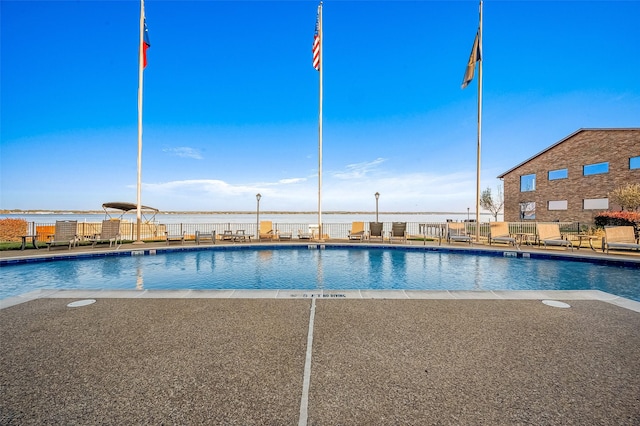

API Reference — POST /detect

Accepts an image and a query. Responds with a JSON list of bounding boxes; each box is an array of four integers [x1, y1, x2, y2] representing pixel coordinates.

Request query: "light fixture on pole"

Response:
[[467, 207, 470, 222], [256, 193, 261, 240], [375, 192, 380, 223]]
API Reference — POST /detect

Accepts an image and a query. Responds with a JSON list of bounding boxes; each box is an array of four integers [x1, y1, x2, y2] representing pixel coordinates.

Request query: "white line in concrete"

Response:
[[298, 297, 316, 426]]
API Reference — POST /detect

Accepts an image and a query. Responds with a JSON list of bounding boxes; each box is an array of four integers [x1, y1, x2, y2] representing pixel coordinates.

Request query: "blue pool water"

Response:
[[1, 247, 639, 301]]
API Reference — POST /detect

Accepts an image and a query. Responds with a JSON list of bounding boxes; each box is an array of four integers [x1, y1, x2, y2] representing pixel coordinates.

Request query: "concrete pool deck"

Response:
[[1, 243, 639, 424], [1, 297, 639, 424]]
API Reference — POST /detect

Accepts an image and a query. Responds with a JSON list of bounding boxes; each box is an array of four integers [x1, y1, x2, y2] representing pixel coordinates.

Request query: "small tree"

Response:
[[609, 183, 640, 211], [480, 185, 504, 221]]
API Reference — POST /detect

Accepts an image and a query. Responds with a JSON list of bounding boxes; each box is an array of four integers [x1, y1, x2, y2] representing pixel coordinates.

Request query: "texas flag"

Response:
[[143, 19, 150, 68]]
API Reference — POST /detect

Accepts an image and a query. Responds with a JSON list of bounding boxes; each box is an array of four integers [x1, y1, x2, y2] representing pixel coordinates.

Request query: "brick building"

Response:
[[497, 128, 640, 223]]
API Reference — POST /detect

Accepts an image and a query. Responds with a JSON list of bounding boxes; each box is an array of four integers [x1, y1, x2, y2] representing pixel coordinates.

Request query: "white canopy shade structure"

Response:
[[102, 202, 159, 223]]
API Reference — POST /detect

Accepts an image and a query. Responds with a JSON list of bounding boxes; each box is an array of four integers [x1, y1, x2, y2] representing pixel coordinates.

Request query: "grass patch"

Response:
[[0, 242, 46, 251]]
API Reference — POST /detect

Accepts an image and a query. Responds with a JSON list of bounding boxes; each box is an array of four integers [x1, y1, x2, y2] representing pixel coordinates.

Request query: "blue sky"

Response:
[[2, 0, 639, 213]]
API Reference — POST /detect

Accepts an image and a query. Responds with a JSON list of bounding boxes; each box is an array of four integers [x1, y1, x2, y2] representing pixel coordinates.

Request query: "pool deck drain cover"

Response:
[[542, 300, 571, 308], [67, 299, 96, 308]]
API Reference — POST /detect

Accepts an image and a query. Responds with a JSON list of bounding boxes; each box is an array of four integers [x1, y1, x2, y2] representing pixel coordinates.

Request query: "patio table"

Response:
[[20, 235, 39, 250], [575, 234, 597, 251], [514, 232, 536, 246]]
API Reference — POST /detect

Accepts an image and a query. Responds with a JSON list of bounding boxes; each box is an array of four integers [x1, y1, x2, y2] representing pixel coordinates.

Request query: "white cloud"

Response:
[[162, 147, 203, 160], [322, 171, 477, 212], [332, 158, 386, 179], [125, 156, 503, 212], [143, 179, 254, 195], [277, 178, 307, 185], [134, 168, 484, 212], [137, 177, 313, 210]]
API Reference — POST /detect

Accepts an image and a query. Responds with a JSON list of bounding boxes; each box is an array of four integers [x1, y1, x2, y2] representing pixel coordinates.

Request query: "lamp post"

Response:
[[256, 193, 261, 239], [467, 207, 470, 222], [375, 192, 380, 223]]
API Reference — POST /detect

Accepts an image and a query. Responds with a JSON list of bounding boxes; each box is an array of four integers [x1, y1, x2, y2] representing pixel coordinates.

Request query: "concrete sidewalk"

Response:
[[1, 298, 639, 425]]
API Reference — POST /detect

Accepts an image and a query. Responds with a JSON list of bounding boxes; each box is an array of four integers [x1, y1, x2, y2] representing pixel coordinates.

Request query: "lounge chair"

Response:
[[603, 226, 640, 253], [348, 221, 366, 241], [46, 220, 79, 251], [447, 222, 471, 245], [537, 223, 572, 251], [389, 222, 407, 244], [90, 219, 122, 249], [369, 222, 384, 242], [259, 221, 276, 241], [488, 222, 518, 249]]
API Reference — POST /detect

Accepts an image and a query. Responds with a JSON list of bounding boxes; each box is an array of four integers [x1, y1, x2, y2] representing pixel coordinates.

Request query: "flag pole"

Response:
[[135, 0, 145, 244], [475, 0, 483, 241], [317, 2, 323, 242]]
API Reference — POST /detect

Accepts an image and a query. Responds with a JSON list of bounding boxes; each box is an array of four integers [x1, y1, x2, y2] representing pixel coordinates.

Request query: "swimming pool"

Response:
[[2, 246, 639, 301]]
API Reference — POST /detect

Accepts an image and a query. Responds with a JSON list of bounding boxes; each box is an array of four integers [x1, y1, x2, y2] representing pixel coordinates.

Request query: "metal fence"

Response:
[[23, 220, 590, 243]]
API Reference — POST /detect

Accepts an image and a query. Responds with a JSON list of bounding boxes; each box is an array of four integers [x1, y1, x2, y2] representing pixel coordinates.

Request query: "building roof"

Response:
[[496, 128, 640, 179]]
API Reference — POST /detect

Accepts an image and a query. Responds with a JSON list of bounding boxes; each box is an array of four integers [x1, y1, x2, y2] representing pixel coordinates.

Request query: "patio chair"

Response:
[[259, 221, 276, 241], [277, 228, 293, 240], [298, 229, 313, 240], [46, 220, 79, 251], [348, 221, 366, 241], [166, 231, 185, 245], [90, 219, 122, 249], [299, 224, 319, 240], [537, 223, 573, 251], [195, 230, 216, 245], [488, 222, 518, 249], [603, 226, 640, 253], [446, 222, 471, 245], [389, 222, 407, 244], [369, 222, 384, 242]]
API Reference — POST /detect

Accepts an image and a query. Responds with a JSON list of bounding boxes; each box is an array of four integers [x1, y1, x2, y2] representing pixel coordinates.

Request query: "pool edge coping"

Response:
[[2, 289, 639, 313]]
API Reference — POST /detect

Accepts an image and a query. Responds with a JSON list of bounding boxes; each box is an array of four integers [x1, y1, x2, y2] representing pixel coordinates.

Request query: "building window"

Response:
[[520, 174, 536, 192], [548, 168, 568, 180], [583, 162, 609, 176], [583, 198, 608, 210], [519, 202, 536, 220], [548, 200, 568, 210], [631, 156, 640, 169]]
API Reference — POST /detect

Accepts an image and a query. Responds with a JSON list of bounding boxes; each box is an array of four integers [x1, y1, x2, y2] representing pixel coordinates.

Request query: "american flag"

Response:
[[143, 19, 151, 69], [312, 4, 321, 71]]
